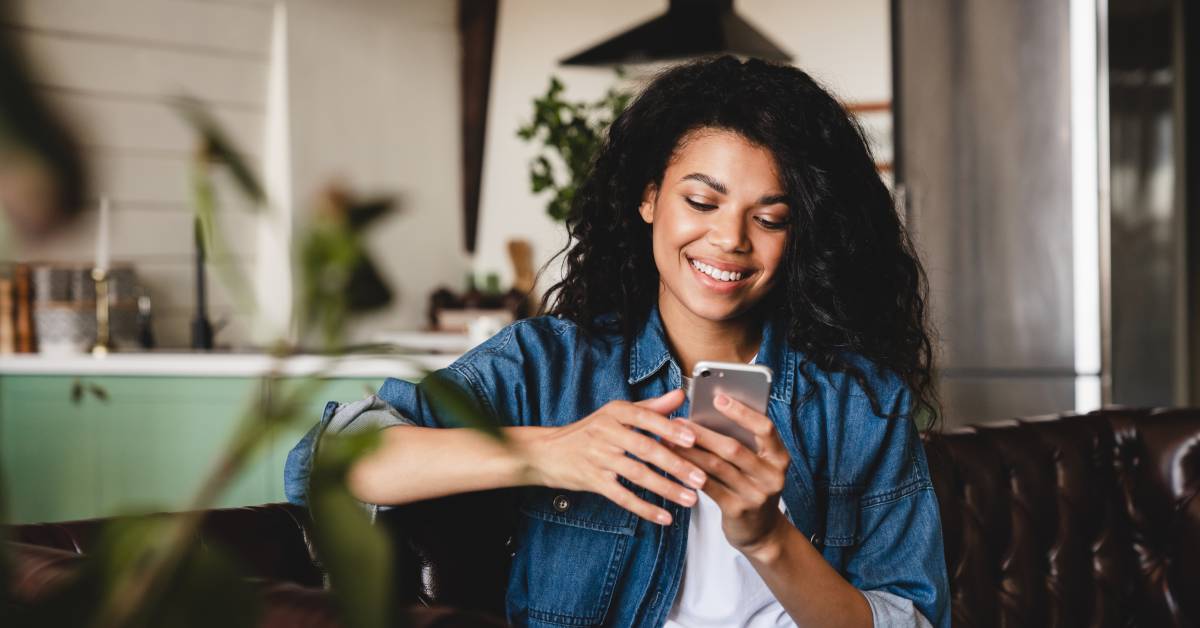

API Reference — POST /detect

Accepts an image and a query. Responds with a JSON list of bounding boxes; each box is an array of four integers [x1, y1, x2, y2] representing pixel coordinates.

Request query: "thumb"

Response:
[[634, 388, 685, 415]]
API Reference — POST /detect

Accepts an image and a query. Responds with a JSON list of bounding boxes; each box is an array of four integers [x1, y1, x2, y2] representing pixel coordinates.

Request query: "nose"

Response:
[[705, 209, 749, 253]]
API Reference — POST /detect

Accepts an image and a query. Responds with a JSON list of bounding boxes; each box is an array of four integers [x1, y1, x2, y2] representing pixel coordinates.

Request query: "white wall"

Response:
[[473, 0, 892, 292], [282, 0, 465, 343]]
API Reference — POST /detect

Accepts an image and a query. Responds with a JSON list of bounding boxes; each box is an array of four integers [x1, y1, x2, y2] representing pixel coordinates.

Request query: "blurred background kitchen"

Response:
[[0, 0, 1195, 523]]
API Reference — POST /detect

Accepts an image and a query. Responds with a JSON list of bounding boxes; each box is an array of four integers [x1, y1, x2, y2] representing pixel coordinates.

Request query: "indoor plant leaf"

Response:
[[518, 73, 630, 222], [172, 96, 265, 205], [309, 430, 396, 628]]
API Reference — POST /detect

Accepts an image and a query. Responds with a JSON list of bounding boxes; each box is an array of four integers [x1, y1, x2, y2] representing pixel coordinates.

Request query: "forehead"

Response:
[[665, 128, 783, 190]]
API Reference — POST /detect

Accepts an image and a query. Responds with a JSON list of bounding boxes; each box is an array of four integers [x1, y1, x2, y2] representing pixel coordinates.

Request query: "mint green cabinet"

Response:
[[0, 377, 100, 523], [0, 375, 386, 524]]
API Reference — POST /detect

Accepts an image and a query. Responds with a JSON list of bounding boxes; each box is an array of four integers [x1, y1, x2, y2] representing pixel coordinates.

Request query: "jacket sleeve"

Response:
[[826, 386, 950, 628], [282, 366, 486, 506]]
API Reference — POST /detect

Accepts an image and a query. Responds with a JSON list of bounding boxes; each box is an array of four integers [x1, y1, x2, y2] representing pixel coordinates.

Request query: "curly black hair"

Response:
[[541, 56, 938, 425]]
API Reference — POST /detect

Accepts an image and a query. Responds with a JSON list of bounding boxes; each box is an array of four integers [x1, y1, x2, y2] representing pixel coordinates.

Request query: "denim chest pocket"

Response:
[[511, 487, 638, 626]]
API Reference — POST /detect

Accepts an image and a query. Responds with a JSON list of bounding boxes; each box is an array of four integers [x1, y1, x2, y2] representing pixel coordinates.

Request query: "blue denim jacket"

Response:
[[285, 308, 949, 627]]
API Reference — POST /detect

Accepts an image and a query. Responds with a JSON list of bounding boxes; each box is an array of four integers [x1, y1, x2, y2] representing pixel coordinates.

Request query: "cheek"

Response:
[[756, 236, 789, 281], [652, 204, 705, 253]]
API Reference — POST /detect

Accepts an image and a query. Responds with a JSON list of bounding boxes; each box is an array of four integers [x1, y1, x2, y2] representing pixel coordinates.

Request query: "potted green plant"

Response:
[[516, 72, 632, 222]]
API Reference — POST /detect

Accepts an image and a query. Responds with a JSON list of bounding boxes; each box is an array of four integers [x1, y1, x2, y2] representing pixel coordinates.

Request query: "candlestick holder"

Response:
[[91, 267, 112, 356]]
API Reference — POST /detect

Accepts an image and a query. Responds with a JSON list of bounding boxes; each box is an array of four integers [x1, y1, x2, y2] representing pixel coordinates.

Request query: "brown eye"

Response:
[[754, 216, 789, 231]]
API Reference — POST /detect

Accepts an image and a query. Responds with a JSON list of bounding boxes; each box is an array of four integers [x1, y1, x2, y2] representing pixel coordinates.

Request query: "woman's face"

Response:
[[640, 128, 791, 324]]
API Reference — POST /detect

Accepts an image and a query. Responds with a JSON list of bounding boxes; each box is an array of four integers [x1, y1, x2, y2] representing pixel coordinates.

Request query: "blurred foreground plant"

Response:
[[2, 96, 501, 628], [0, 0, 87, 240]]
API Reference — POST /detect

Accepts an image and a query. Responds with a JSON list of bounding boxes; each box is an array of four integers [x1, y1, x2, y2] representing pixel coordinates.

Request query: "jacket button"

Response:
[[552, 495, 571, 512], [810, 533, 823, 547]]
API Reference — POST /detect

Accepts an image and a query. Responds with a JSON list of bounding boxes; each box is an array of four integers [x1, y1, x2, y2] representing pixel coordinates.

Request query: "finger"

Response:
[[633, 388, 686, 416], [669, 445, 744, 514], [604, 422, 707, 489], [677, 418, 768, 478], [714, 394, 782, 455], [614, 401, 697, 448], [670, 442, 764, 504], [696, 468, 739, 511], [609, 455, 698, 508], [596, 472, 673, 526]]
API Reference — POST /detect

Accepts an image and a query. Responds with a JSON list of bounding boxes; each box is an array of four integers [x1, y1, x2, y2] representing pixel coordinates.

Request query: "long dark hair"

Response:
[[541, 56, 938, 425]]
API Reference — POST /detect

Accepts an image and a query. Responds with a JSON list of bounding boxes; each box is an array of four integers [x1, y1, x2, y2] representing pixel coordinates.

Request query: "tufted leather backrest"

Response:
[[924, 408, 1200, 627], [7, 408, 1199, 626], [6, 503, 326, 588]]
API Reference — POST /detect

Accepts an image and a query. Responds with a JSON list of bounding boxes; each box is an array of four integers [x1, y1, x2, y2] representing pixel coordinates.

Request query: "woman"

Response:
[[286, 56, 948, 628]]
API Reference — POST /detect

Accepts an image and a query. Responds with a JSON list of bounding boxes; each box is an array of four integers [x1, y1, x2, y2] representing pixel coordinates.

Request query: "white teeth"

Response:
[[690, 259, 744, 282]]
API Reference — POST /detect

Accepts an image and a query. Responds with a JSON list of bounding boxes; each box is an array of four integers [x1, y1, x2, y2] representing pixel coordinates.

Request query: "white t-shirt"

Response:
[[666, 363, 796, 627], [663, 489, 795, 627]]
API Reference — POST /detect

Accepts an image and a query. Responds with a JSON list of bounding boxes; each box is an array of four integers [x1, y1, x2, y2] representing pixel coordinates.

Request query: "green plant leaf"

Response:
[[421, 370, 503, 440], [172, 96, 265, 205], [345, 197, 395, 231], [297, 190, 396, 349], [309, 430, 395, 628], [308, 487, 394, 628], [530, 156, 554, 193]]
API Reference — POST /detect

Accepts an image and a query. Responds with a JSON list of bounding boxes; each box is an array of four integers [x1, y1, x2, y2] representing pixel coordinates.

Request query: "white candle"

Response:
[[96, 196, 111, 272]]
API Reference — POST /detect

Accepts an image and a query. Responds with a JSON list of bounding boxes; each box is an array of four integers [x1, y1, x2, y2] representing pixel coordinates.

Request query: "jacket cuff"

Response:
[[862, 590, 933, 628]]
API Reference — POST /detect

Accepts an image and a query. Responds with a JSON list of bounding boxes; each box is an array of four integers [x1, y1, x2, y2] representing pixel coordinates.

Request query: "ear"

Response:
[[638, 183, 657, 224]]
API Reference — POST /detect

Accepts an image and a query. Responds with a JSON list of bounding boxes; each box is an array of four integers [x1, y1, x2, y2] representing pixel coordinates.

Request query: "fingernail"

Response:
[[715, 394, 730, 408], [680, 490, 696, 505], [677, 429, 695, 446], [657, 511, 672, 525], [689, 470, 706, 486]]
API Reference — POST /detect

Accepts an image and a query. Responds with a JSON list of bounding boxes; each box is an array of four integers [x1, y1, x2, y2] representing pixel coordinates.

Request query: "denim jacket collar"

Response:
[[626, 306, 795, 403]]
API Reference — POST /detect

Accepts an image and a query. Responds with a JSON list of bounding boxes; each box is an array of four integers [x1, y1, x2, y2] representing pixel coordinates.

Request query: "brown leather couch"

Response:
[[7, 408, 1199, 627]]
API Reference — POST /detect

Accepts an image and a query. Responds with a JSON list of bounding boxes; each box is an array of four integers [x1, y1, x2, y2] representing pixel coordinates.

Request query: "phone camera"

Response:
[[699, 369, 711, 378]]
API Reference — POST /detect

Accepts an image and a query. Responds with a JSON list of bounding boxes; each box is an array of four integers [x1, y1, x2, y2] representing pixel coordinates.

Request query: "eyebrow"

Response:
[[680, 172, 791, 207]]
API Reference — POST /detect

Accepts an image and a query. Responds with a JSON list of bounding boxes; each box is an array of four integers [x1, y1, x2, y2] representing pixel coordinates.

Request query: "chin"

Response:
[[679, 292, 755, 322]]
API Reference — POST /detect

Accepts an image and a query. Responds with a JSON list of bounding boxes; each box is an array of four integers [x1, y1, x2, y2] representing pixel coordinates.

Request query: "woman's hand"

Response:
[[526, 389, 708, 526], [668, 394, 792, 554]]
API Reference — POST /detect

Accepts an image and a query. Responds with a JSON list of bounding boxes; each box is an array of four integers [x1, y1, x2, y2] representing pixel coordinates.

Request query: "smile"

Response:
[[689, 257, 750, 283]]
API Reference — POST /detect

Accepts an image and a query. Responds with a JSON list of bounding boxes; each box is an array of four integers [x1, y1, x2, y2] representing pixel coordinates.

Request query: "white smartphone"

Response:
[[687, 360, 773, 452]]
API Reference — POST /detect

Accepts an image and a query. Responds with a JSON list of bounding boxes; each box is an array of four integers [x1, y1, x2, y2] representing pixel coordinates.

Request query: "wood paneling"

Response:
[[87, 150, 193, 206], [44, 90, 263, 155], [7, 0, 271, 57], [15, 29, 267, 108], [14, 204, 259, 262]]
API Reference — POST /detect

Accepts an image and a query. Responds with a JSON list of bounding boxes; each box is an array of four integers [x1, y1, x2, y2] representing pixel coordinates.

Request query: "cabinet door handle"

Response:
[[69, 378, 109, 404]]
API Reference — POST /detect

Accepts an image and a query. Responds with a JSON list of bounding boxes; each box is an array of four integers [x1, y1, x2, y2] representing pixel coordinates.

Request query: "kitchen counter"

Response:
[[0, 351, 457, 378]]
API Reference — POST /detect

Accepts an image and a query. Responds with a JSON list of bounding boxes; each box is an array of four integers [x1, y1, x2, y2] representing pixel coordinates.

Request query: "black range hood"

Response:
[[560, 0, 791, 66]]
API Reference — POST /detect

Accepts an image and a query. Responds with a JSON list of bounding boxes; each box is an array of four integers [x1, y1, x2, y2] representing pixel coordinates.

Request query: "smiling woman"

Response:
[[286, 55, 947, 628]]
